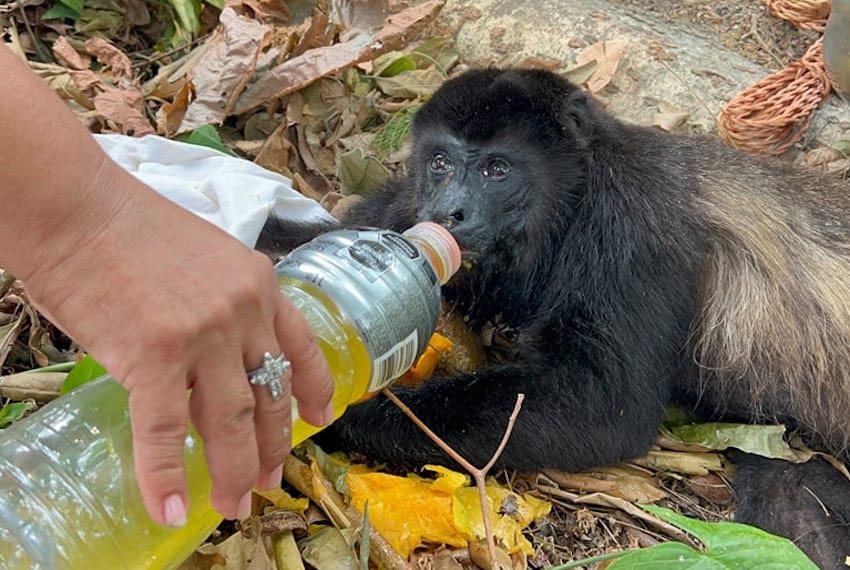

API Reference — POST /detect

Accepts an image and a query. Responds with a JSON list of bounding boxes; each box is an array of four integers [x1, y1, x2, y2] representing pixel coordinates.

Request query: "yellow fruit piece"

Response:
[[346, 464, 551, 557]]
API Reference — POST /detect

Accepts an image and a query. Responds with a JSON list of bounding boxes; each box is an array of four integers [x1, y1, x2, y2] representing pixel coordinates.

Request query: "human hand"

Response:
[[22, 160, 335, 527]]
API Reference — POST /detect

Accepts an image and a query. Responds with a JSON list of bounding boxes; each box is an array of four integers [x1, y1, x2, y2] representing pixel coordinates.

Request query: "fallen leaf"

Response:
[[291, 12, 334, 57], [670, 422, 815, 462], [632, 450, 724, 476], [233, 0, 446, 114], [469, 539, 513, 570], [51, 35, 89, 70], [85, 37, 132, 80], [156, 81, 194, 136], [543, 466, 667, 503], [514, 56, 564, 71], [374, 67, 445, 98], [298, 527, 359, 570], [178, 529, 273, 570], [0, 372, 64, 402], [562, 59, 599, 86], [92, 87, 155, 136], [575, 38, 627, 93], [179, 7, 270, 132], [337, 147, 389, 195], [652, 101, 689, 131]]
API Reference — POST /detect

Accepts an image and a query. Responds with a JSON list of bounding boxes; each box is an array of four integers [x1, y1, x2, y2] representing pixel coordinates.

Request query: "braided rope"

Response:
[[716, 0, 833, 155]]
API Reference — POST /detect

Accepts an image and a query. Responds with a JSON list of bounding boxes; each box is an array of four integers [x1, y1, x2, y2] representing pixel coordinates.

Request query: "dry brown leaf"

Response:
[[806, 146, 844, 168], [85, 37, 132, 80], [543, 467, 667, 504], [93, 88, 155, 136], [575, 38, 627, 94], [179, 7, 270, 132], [631, 450, 724, 476], [684, 473, 733, 505], [51, 36, 89, 70], [156, 81, 194, 136], [178, 529, 273, 570], [652, 110, 689, 131], [0, 371, 65, 402], [291, 12, 334, 57], [325, 193, 364, 219], [514, 56, 563, 71], [469, 539, 513, 570], [27, 62, 94, 110], [255, 122, 295, 175], [233, 0, 445, 114], [232, 0, 291, 22]]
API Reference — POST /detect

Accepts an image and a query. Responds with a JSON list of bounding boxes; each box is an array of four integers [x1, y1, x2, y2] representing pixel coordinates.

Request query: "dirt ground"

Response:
[[617, 0, 821, 68]]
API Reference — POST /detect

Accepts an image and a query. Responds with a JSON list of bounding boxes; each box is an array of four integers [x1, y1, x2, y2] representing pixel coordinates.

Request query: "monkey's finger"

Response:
[[189, 348, 259, 520], [273, 292, 335, 427], [126, 373, 190, 528]]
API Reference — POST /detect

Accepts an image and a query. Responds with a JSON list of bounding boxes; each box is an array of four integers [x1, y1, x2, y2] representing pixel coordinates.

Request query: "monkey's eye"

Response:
[[483, 158, 511, 180], [429, 153, 454, 173]]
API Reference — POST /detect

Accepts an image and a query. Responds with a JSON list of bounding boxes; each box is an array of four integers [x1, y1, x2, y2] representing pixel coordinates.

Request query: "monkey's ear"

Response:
[[560, 88, 596, 147]]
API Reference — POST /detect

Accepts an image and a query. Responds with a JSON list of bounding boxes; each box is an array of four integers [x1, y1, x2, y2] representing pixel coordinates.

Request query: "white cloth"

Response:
[[94, 134, 335, 247]]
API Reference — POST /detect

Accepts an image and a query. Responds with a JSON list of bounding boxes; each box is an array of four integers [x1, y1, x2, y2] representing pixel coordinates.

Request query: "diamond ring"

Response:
[[247, 352, 292, 401]]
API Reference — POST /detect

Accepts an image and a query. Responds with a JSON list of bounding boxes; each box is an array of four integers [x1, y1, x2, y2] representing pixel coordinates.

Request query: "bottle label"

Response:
[[370, 330, 419, 390], [275, 229, 442, 392]]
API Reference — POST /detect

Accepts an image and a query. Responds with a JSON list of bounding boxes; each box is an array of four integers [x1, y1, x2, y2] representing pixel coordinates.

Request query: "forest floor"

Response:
[[1, 1, 849, 569]]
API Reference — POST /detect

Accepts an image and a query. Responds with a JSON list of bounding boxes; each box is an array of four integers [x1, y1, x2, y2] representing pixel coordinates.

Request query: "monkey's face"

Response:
[[412, 130, 542, 262]]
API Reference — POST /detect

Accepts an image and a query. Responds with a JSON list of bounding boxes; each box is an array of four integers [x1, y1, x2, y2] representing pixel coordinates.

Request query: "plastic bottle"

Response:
[[0, 222, 461, 570]]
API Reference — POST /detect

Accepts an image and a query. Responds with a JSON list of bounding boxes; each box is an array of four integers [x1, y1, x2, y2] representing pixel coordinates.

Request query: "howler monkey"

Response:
[[258, 68, 850, 567]]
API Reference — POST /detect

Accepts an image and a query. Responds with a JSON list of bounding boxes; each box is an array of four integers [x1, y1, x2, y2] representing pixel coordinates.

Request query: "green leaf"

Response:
[[42, 2, 83, 21], [670, 422, 813, 461], [203, 0, 224, 9], [373, 52, 417, 77], [832, 140, 850, 156], [75, 8, 124, 37], [0, 402, 34, 428], [60, 0, 85, 16], [605, 506, 818, 570], [410, 37, 458, 75], [167, 0, 201, 36], [337, 148, 389, 195], [373, 104, 420, 158], [60, 354, 107, 395], [374, 68, 445, 99], [175, 125, 237, 156]]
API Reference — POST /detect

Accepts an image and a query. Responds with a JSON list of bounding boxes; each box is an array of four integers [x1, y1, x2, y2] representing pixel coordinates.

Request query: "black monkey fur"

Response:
[[258, 68, 850, 567]]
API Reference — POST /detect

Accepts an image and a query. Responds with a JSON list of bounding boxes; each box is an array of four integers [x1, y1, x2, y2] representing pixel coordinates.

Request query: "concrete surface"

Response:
[[439, 0, 850, 148]]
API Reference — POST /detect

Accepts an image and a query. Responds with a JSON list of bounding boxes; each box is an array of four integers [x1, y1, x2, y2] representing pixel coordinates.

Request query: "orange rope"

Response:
[[716, 0, 833, 155]]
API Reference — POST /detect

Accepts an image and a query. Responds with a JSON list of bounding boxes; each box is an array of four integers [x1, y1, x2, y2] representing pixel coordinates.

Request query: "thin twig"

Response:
[[382, 389, 525, 569], [657, 59, 717, 123], [129, 33, 212, 69]]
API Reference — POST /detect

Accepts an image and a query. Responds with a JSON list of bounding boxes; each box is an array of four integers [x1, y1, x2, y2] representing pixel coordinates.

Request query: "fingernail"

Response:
[[163, 494, 187, 528], [260, 465, 284, 490], [322, 402, 335, 426], [236, 491, 252, 520]]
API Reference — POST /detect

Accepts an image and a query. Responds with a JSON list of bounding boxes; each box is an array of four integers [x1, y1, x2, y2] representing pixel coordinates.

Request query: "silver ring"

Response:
[[247, 352, 291, 401]]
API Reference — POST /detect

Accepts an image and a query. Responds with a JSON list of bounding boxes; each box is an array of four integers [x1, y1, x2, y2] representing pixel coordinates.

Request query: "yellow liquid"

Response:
[[0, 279, 375, 570]]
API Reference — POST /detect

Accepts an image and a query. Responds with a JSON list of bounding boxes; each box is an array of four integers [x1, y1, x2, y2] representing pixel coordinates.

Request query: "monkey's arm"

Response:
[[316, 356, 670, 471]]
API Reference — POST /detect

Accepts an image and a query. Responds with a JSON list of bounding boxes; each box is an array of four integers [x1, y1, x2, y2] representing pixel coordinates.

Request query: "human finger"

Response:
[[126, 372, 191, 528], [273, 293, 335, 427], [189, 349, 259, 520], [247, 346, 294, 490]]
